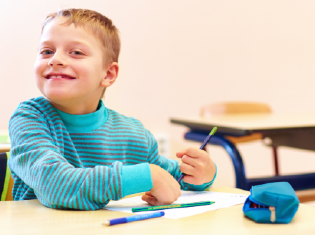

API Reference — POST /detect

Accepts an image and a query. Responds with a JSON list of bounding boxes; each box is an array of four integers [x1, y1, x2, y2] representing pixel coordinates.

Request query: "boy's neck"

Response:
[[48, 98, 101, 115]]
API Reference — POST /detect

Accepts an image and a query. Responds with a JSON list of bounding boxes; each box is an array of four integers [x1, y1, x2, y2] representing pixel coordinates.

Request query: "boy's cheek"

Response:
[[34, 62, 44, 78]]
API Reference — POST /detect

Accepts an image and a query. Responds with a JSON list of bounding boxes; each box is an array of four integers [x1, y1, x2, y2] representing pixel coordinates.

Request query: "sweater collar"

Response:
[[54, 100, 108, 133]]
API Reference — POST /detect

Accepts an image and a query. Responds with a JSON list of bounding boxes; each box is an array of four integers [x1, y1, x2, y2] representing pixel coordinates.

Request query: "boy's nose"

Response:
[[48, 52, 67, 67]]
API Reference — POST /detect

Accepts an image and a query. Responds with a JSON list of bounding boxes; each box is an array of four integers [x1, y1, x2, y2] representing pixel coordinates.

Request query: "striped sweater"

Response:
[[8, 97, 214, 210]]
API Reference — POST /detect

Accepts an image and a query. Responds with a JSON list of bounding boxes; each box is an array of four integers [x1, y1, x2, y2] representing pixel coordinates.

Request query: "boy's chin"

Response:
[[44, 93, 77, 105]]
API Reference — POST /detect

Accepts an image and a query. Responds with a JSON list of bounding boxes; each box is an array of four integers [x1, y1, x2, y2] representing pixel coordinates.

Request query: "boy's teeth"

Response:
[[49, 75, 66, 79]]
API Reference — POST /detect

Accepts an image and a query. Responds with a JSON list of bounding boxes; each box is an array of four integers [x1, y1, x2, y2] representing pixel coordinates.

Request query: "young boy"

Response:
[[8, 9, 217, 210]]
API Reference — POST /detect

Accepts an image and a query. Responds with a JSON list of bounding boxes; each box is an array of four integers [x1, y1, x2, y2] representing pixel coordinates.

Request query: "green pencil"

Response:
[[132, 201, 215, 212]]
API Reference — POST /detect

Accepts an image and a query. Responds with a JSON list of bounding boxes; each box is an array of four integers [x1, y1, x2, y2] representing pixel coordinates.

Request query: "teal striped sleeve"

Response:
[[121, 163, 152, 196], [9, 104, 124, 210], [145, 129, 216, 190]]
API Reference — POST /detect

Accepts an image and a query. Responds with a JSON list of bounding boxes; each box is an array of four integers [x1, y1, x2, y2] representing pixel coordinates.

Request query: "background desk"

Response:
[[1, 188, 314, 235], [171, 113, 315, 191], [0, 143, 10, 153]]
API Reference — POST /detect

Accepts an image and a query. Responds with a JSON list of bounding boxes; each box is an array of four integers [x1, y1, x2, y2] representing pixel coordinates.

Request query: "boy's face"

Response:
[[34, 19, 111, 113]]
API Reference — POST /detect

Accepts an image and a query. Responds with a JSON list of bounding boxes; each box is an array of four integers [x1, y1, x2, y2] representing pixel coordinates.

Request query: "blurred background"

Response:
[[1, 0, 315, 188]]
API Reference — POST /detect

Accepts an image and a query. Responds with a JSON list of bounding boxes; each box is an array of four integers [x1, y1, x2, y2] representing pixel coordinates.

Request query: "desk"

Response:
[[171, 113, 315, 191], [0, 131, 10, 153], [0, 143, 10, 153], [1, 188, 314, 235]]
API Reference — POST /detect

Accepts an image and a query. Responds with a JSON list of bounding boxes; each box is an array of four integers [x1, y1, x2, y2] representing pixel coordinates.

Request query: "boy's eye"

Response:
[[41, 50, 54, 55], [71, 51, 84, 55]]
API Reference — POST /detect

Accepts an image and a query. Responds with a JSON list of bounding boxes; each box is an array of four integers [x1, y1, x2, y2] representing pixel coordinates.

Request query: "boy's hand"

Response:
[[141, 164, 181, 206], [176, 147, 216, 185]]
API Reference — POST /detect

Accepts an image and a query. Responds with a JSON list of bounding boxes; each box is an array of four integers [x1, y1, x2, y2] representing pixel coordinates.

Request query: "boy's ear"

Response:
[[101, 62, 119, 88]]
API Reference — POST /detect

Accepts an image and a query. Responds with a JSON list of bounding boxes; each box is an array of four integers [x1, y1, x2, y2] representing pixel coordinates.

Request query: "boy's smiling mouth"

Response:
[[45, 73, 76, 80]]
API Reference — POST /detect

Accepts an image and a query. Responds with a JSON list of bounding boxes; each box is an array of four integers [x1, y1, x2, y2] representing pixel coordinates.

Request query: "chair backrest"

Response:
[[200, 102, 272, 117], [0, 152, 13, 201]]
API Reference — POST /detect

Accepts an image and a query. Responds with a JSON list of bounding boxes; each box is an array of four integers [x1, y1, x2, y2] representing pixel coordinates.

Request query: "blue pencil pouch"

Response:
[[242, 182, 299, 224]]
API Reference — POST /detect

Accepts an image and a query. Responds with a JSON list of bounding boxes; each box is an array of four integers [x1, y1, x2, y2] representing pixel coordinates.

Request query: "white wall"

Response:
[[1, 0, 315, 188]]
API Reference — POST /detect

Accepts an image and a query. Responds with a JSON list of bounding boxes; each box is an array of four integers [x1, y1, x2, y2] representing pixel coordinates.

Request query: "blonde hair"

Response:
[[41, 9, 120, 98], [41, 8, 121, 65]]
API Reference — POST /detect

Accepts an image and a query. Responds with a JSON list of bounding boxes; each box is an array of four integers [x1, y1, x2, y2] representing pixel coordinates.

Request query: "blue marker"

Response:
[[103, 211, 165, 226]]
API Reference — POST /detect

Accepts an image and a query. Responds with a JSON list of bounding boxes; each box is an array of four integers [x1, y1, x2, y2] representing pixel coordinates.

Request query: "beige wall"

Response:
[[1, 0, 315, 188]]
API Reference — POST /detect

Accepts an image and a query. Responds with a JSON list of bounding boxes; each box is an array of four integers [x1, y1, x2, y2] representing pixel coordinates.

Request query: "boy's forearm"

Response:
[[10, 138, 154, 209], [10, 148, 126, 209]]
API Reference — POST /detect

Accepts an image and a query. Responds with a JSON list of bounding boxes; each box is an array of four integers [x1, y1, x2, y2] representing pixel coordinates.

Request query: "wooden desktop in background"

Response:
[[0, 131, 9, 153], [0, 144, 10, 153]]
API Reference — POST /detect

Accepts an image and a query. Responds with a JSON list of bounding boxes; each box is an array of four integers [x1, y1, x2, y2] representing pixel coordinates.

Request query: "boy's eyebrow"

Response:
[[69, 40, 92, 48], [39, 40, 92, 50]]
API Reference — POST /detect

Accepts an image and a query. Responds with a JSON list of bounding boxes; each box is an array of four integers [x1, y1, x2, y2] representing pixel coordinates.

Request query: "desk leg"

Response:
[[184, 131, 248, 190], [272, 146, 279, 176]]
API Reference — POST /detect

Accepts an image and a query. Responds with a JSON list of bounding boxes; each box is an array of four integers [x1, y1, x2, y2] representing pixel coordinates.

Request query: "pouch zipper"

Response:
[[246, 196, 276, 222], [269, 206, 276, 222]]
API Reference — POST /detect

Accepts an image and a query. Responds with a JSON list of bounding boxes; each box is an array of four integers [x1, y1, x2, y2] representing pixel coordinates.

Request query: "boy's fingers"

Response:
[[176, 153, 183, 158], [183, 175, 195, 184], [185, 147, 208, 159], [182, 155, 207, 172], [181, 154, 199, 166], [175, 149, 187, 158], [144, 191, 153, 196], [180, 162, 196, 176], [141, 194, 158, 205], [183, 175, 204, 185]]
